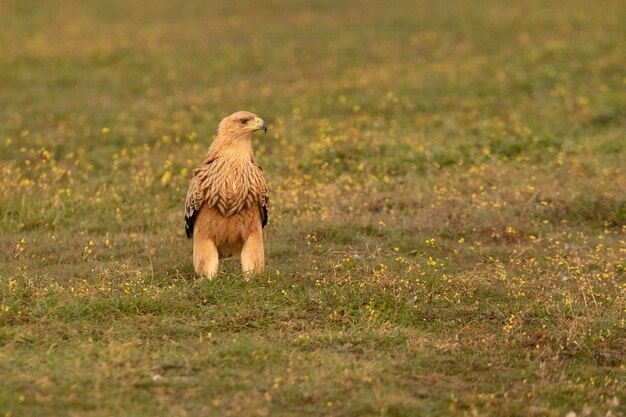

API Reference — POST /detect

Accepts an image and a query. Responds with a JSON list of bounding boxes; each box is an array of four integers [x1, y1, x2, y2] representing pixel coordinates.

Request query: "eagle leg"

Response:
[[241, 228, 265, 275], [193, 236, 219, 280]]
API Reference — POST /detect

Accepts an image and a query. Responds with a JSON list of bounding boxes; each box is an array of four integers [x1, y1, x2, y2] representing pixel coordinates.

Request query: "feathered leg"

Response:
[[241, 228, 265, 275], [193, 236, 219, 280]]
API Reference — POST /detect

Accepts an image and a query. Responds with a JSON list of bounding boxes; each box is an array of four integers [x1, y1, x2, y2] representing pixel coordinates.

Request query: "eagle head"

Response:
[[218, 111, 267, 137]]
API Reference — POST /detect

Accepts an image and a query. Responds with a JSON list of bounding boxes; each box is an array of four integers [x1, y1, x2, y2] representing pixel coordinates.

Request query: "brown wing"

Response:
[[256, 164, 270, 228], [185, 168, 207, 238], [185, 159, 268, 236]]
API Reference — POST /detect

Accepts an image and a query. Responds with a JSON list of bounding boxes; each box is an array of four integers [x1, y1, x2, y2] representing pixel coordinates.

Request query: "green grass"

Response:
[[1, 0, 625, 415]]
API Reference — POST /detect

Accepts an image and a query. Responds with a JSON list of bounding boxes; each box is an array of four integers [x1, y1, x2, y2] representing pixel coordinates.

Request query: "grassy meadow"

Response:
[[1, 0, 626, 415]]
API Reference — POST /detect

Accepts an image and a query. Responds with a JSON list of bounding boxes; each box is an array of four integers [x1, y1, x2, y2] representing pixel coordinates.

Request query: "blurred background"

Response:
[[1, 1, 625, 415], [2, 0, 624, 146], [2, 0, 624, 231]]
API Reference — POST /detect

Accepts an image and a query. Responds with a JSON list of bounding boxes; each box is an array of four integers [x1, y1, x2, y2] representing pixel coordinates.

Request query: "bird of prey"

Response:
[[184, 111, 269, 279]]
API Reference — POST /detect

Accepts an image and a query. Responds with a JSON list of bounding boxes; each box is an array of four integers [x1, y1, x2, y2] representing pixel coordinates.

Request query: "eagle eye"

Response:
[[239, 118, 248, 125]]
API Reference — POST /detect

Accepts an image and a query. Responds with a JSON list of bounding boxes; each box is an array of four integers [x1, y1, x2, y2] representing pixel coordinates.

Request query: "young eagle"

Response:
[[184, 111, 269, 279]]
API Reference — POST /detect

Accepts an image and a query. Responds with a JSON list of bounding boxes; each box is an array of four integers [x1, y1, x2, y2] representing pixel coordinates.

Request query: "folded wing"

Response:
[[185, 160, 269, 237], [184, 169, 206, 238]]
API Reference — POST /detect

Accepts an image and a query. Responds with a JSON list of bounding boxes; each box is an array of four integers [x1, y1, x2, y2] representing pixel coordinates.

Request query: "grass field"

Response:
[[1, 0, 626, 415]]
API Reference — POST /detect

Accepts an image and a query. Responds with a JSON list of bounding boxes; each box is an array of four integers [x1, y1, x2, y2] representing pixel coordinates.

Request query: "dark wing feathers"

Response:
[[260, 192, 269, 228], [184, 170, 205, 238], [255, 164, 270, 228]]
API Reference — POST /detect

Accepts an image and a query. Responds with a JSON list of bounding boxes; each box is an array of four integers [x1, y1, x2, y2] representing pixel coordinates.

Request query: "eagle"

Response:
[[184, 111, 269, 279]]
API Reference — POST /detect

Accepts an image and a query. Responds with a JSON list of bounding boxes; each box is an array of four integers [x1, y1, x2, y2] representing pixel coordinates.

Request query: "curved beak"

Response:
[[253, 117, 267, 133]]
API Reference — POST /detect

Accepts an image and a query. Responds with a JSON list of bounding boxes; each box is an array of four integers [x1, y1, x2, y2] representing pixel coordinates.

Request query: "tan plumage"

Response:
[[185, 111, 269, 279]]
